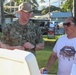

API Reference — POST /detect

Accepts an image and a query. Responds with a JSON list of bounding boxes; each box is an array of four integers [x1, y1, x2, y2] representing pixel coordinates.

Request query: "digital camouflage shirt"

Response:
[[1, 20, 44, 54]]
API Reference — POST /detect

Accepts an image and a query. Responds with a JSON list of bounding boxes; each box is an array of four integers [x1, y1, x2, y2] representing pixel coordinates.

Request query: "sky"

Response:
[[5, 0, 60, 6], [37, 0, 60, 10], [5, 0, 60, 10]]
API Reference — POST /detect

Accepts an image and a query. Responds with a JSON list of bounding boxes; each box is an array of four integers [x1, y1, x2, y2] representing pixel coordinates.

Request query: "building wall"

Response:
[[50, 12, 72, 22], [51, 17, 67, 22]]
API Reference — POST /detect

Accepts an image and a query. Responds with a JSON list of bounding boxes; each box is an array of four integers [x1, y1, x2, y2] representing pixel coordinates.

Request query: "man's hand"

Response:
[[15, 46, 25, 50], [34, 43, 44, 50], [0, 42, 25, 50], [23, 42, 35, 50], [40, 68, 48, 74]]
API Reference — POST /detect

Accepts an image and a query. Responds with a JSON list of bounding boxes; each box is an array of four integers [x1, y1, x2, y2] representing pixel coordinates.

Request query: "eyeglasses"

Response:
[[63, 22, 74, 27]]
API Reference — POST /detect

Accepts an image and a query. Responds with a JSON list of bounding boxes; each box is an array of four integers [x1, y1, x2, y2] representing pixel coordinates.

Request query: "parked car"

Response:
[[51, 21, 58, 26], [39, 22, 49, 35], [30, 18, 50, 35], [54, 21, 58, 26], [58, 22, 64, 28]]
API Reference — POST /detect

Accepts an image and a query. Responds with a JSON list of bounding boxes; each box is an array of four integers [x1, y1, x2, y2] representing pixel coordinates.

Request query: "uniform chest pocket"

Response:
[[26, 32, 36, 44], [10, 29, 22, 45]]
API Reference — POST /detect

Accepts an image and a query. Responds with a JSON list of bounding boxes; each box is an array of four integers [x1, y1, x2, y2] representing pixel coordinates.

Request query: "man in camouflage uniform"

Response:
[[0, 2, 44, 55]]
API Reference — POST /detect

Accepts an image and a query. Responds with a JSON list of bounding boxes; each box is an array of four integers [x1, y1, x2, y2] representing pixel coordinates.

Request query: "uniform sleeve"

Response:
[[1, 24, 11, 44], [36, 26, 44, 44]]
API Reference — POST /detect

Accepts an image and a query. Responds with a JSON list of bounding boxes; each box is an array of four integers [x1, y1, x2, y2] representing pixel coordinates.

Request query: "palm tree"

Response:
[[40, 0, 50, 19]]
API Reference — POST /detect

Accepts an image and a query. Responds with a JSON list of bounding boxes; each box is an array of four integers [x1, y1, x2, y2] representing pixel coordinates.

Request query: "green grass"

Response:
[[36, 35, 62, 74], [36, 43, 58, 74]]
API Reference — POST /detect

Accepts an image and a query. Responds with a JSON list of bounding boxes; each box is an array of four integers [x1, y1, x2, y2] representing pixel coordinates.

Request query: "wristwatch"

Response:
[[31, 45, 36, 50]]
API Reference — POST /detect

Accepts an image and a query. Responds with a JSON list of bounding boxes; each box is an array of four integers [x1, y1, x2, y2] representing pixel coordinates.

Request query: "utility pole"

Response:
[[0, 0, 1, 24], [49, 0, 50, 20], [0, 0, 5, 31], [73, 0, 76, 17]]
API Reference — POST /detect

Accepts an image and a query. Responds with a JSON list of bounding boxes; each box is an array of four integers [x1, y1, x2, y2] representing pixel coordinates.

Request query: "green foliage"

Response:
[[40, 0, 73, 13], [40, 0, 45, 3], [61, 0, 73, 12], [4, 6, 10, 12], [41, 10, 46, 14], [41, 5, 60, 14], [4, 0, 39, 13]]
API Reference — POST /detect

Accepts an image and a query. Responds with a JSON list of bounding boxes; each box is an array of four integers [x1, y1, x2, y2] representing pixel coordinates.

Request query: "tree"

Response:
[[4, 0, 39, 13], [40, 0, 45, 3], [61, 0, 73, 15], [41, 5, 60, 14]]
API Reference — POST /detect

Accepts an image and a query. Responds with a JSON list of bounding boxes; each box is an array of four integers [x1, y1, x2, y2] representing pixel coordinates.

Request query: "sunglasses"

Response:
[[63, 22, 74, 27]]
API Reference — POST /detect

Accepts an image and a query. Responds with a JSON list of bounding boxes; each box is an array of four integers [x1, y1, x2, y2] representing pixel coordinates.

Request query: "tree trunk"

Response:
[[73, 0, 76, 17], [0, 0, 5, 31]]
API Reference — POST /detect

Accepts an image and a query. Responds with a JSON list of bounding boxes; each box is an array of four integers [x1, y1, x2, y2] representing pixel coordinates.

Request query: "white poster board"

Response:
[[0, 48, 41, 75]]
